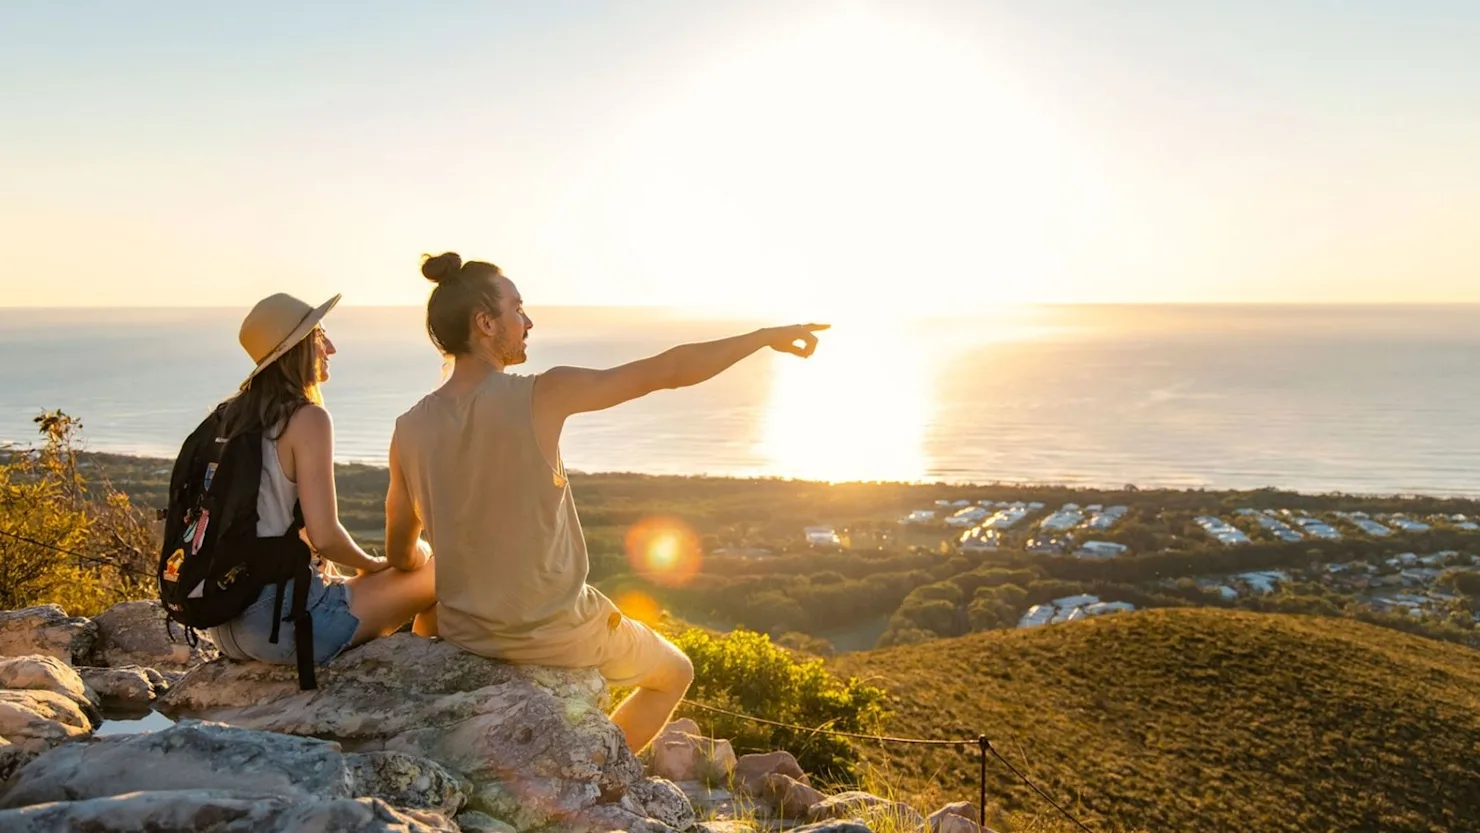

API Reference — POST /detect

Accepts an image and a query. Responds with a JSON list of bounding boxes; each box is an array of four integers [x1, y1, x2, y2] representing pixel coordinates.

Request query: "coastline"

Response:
[[83, 449, 1480, 509]]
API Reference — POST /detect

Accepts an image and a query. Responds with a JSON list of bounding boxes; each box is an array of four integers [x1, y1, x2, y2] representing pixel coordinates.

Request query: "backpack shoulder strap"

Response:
[[214, 424, 266, 541], [167, 407, 227, 507]]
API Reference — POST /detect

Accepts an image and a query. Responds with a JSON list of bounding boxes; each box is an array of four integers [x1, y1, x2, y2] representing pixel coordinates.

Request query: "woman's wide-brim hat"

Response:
[[238, 292, 341, 388]]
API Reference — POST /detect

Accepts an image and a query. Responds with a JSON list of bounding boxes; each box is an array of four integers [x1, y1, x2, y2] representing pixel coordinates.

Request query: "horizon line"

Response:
[[4, 300, 1480, 312]]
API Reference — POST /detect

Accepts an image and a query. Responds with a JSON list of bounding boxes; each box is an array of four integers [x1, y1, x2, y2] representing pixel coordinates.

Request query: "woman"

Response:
[[209, 292, 437, 666]]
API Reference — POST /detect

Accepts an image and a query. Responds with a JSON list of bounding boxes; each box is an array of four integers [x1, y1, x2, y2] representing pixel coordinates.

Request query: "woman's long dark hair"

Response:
[[221, 332, 322, 440]]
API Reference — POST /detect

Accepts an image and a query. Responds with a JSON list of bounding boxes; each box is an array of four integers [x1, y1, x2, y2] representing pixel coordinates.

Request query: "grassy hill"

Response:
[[831, 608, 1480, 833]]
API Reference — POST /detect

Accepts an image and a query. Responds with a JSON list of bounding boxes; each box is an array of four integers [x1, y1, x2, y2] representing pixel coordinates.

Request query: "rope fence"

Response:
[[683, 699, 1095, 833], [0, 527, 155, 581]]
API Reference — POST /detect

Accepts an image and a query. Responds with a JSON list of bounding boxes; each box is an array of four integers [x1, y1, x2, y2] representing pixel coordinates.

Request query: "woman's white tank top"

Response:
[[258, 432, 297, 537]]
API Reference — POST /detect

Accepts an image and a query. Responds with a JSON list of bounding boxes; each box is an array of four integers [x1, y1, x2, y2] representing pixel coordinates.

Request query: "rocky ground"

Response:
[[0, 601, 987, 833]]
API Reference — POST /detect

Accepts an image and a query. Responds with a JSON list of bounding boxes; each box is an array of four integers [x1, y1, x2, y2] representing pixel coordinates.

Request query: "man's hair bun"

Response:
[[421, 252, 464, 284]]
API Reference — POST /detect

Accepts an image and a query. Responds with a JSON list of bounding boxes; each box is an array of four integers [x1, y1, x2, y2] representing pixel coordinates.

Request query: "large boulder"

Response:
[[0, 605, 96, 664], [648, 722, 736, 784], [0, 720, 465, 815], [933, 812, 984, 833], [0, 654, 100, 716], [0, 689, 94, 754], [87, 600, 219, 671], [0, 790, 457, 833], [349, 749, 470, 817], [928, 802, 986, 833], [157, 633, 654, 830], [733, 750, 808, 798], [763, 773, 824, 819], [663, 718, 701, 735], [78, 664, 172, 713], [619, 777, 696, 831]]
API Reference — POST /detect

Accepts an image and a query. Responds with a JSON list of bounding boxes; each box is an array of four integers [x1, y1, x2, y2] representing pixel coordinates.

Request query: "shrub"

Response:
[[671, 627, 888, 784], [0, 411, 156, 615]]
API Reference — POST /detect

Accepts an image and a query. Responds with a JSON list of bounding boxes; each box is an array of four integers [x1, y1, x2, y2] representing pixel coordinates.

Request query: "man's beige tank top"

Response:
[[393, 372, 619, 666]]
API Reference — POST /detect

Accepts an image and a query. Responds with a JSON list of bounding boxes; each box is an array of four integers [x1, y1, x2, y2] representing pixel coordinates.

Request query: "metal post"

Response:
[[978, 735, 989, 828]]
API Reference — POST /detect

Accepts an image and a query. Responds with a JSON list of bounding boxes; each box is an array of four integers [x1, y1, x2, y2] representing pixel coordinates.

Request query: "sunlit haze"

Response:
[[3, 2, 1477, 311]]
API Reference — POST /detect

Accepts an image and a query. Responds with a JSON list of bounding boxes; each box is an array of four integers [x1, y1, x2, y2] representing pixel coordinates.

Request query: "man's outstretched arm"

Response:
[[535, 323, 828, 420]]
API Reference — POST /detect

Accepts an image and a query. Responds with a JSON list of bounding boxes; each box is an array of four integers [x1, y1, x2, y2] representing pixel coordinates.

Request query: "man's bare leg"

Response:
[[412, 603, 438, 637], [609, 651, 695, 753]]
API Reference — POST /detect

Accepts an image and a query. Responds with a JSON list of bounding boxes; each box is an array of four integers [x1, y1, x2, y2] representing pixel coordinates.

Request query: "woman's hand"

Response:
[[358, 556, 392, 576]]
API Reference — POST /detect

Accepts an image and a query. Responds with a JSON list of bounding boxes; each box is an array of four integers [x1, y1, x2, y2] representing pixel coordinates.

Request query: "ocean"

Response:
[[2, 304, 1477, 496]]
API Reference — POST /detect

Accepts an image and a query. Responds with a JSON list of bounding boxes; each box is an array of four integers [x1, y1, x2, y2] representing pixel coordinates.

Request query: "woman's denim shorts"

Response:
[[211, 572, 361, 666]]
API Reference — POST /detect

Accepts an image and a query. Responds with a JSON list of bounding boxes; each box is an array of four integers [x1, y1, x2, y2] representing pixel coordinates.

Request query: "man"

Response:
[[386, 251, 827, 752]]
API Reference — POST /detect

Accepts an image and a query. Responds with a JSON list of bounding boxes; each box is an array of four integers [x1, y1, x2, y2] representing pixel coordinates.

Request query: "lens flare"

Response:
[[611, 589, 663, 626], [624, 516, 702, 587]]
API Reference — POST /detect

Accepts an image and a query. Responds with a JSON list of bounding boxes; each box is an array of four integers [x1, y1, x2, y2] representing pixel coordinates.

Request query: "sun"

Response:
[[759, 312, 931, 482], [648, 533, 681, 571]]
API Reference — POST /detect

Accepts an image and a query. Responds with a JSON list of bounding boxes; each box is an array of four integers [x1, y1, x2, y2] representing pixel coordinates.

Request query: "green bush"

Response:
[[0, 411, 155, 616], [671, 627, 888, 784]]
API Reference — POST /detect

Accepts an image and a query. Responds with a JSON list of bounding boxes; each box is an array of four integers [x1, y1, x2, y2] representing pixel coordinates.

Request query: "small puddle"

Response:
[[96, 709, 175, 736]]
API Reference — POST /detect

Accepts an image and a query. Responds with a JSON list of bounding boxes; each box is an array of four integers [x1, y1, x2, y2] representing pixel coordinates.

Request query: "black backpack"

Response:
[[158, 405, 318, 690]]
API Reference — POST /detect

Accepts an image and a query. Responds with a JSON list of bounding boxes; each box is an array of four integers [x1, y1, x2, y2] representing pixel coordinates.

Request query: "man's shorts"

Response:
[[594, 615, 691, 688]]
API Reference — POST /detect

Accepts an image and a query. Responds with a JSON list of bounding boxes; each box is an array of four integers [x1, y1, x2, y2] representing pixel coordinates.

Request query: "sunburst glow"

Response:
[[759, 316, 932, 482], [610, 589, 663, 626], [624, 516, 702, 587]]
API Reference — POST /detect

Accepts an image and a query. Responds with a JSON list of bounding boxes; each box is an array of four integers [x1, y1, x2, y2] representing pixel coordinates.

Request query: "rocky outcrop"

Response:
[[0, 605, 96, 664], [87, 600, 219, 671], [648, 720, 737, 784], [764, 773, 825, 819], [0, 654, 99, 716], [78, 664, 172, 712], [0, 689, 94, 754], [348, 750, 470, 818], [157, 633, 650, 830], [0, 655, 101, 782], [0, 720, 466, 815], [733, 750, 809, 798], [0, 790, 457, 833], [928, 801, 986, 833], [0, 600, 985, 833], [621, 777, 697, 831]]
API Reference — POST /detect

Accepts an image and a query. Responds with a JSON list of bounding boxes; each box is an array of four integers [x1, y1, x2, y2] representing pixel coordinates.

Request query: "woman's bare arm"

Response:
[[288, 405, 387, 573]]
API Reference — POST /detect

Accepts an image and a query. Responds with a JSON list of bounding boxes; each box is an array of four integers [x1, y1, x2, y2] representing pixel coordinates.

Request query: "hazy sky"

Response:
[[2, 1, 1476, 311]]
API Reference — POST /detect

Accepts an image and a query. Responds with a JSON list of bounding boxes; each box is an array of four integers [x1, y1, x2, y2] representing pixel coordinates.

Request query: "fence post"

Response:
[[977, 735, 988, 828]]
